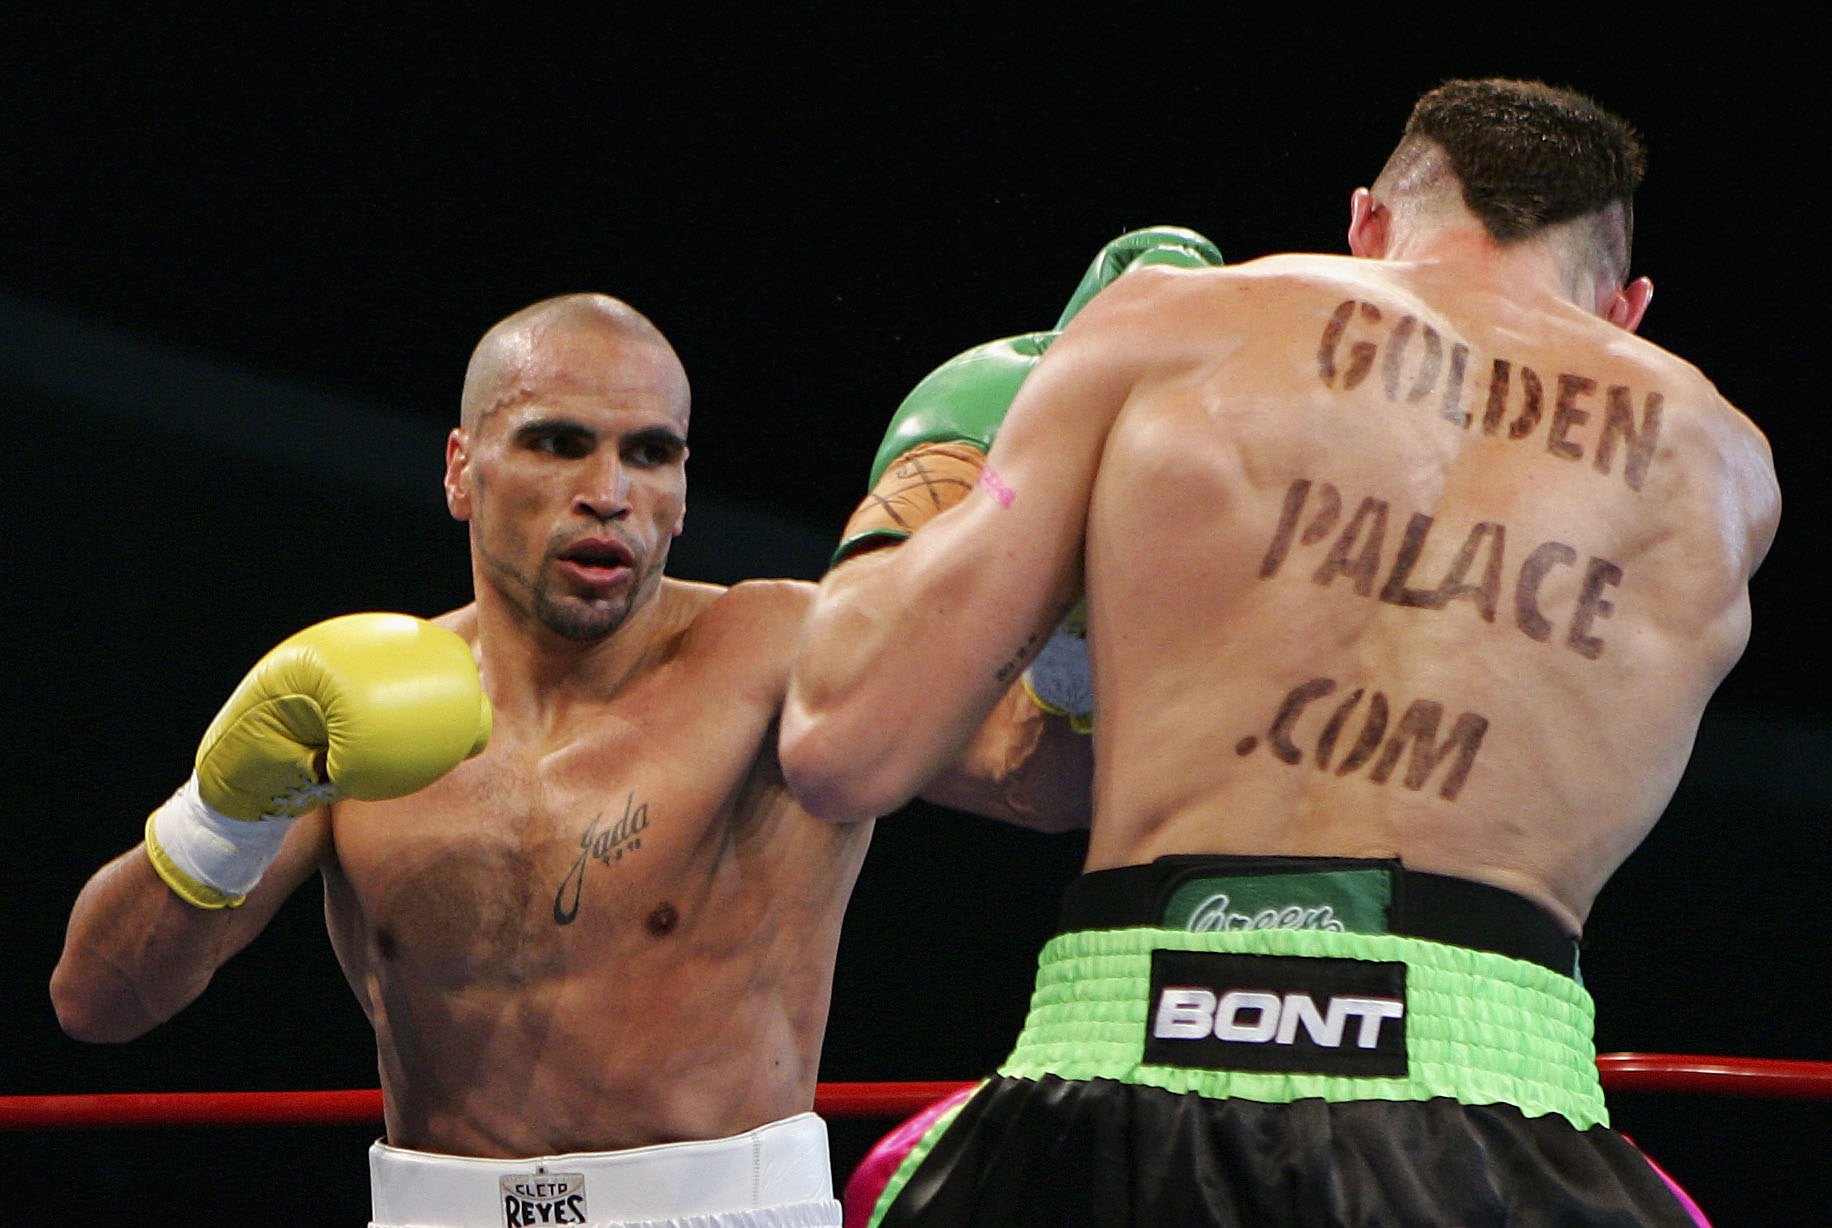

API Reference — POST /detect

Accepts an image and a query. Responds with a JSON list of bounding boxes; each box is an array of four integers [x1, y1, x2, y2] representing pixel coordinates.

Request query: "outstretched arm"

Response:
[[796, 231, 1219, 828], [51, 814, 330, 1042], [784, 276, 1156, 821], [50, 612, 491, 1041]]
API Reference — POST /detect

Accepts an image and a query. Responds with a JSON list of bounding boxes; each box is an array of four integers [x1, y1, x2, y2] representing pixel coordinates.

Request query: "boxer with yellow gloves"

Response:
[[145, 613, 492, 910], [835, 226, 1224, 733], [53, 291, 1098, 1228]]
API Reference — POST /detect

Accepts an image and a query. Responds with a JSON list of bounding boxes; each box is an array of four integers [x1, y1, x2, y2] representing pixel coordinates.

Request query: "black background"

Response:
[[4, 8, 1826, 1224]]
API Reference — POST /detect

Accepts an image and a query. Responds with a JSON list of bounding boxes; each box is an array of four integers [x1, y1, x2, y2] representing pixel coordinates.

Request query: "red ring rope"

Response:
[[0, 1056, 1824, 1131], [1595, 1052, 1832, 1098]]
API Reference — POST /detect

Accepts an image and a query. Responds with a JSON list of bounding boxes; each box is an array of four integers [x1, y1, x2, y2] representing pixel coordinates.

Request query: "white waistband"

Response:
[[369, 1112, 841, 1228]]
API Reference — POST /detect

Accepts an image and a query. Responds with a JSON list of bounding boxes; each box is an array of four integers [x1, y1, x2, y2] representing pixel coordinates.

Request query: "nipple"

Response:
[[646, 902, 679, 936]]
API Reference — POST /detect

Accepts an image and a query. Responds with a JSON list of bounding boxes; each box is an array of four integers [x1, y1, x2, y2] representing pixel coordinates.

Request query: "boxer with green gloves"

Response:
[[835, 226, 1224, 731]]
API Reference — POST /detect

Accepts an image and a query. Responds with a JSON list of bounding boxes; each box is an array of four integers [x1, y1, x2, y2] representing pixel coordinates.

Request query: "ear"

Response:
[[672, 445, 689, 537], [444, 428, 473, 521], [1605, 276, 1654, 333], [1347, 188, 1388, 258]]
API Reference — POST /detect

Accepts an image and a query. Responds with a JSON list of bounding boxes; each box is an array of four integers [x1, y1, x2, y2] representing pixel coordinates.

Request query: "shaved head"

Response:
[[445, 292, 693, 643], [460, 293, 687, 430]]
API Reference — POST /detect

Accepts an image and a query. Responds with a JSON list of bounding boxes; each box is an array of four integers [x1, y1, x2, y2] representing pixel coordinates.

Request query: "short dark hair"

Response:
[[1382, 78, 1646, 273]]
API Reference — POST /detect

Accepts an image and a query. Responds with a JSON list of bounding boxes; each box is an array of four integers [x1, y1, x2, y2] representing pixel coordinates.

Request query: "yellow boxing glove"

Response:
[[1020, 599, 1092, 733], [145, 613, 493, 908]]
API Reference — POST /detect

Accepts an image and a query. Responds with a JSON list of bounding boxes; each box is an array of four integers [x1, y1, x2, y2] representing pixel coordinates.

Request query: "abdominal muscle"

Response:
[[363, 947, 823, 1157], [321, 811, 844, 1159]]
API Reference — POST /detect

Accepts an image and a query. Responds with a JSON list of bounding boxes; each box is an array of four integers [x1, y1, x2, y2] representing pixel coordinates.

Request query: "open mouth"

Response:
[[557, 538, 635, 584]]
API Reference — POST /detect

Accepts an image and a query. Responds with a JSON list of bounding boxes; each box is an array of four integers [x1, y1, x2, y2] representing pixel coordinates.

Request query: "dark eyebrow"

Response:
[[512, 416, 594, 441], [509, 418, 686, 451], [627, 425, 688, 451]]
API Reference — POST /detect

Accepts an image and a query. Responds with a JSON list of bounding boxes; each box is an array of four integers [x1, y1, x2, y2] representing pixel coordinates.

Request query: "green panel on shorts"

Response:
[[995, 926, 1608, 1129]]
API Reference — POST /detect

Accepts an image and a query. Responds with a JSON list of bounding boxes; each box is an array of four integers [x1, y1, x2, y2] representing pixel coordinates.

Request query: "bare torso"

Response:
[[322, 577, 871, 1156], [1081, 255, 1776, 932]]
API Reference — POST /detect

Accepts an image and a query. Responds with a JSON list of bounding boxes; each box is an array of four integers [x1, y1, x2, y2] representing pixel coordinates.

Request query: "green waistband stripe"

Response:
[[995, 927, 1607, 1129], [867, 1082, 982, 1228]]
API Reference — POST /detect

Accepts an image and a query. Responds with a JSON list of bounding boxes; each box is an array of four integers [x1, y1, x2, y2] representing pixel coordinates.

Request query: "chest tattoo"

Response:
[[552, 791, 651, 925]]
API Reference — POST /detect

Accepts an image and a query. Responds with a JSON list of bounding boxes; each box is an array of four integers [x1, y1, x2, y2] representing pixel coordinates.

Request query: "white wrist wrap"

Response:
[[1021, 617, 1093, 733], [147, 774, 297, 906]]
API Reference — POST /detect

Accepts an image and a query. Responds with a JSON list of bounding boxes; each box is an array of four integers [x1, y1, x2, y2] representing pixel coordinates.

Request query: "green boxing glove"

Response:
[[835, 225, 1224, 563], [145, 613, 493, 909], [834, 226, 1223, 732], [1049, 224, 1226, 331]]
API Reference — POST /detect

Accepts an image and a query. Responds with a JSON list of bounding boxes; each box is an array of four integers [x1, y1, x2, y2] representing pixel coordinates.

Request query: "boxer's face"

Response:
[[446, 324, 689, 641]]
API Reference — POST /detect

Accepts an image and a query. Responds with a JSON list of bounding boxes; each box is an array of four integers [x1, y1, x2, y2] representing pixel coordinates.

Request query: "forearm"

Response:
[[918, 685, 1094, 833], [51, 846, 246, 1042], [785, 536, 1028, 820], [51, 612, 488, 1040], [52, 803, 329, 1042]]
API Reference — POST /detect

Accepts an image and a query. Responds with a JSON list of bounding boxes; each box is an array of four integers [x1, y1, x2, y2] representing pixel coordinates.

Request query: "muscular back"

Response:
[[322, 578, 871, 1156], [1081, 256, 1777, 931]]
